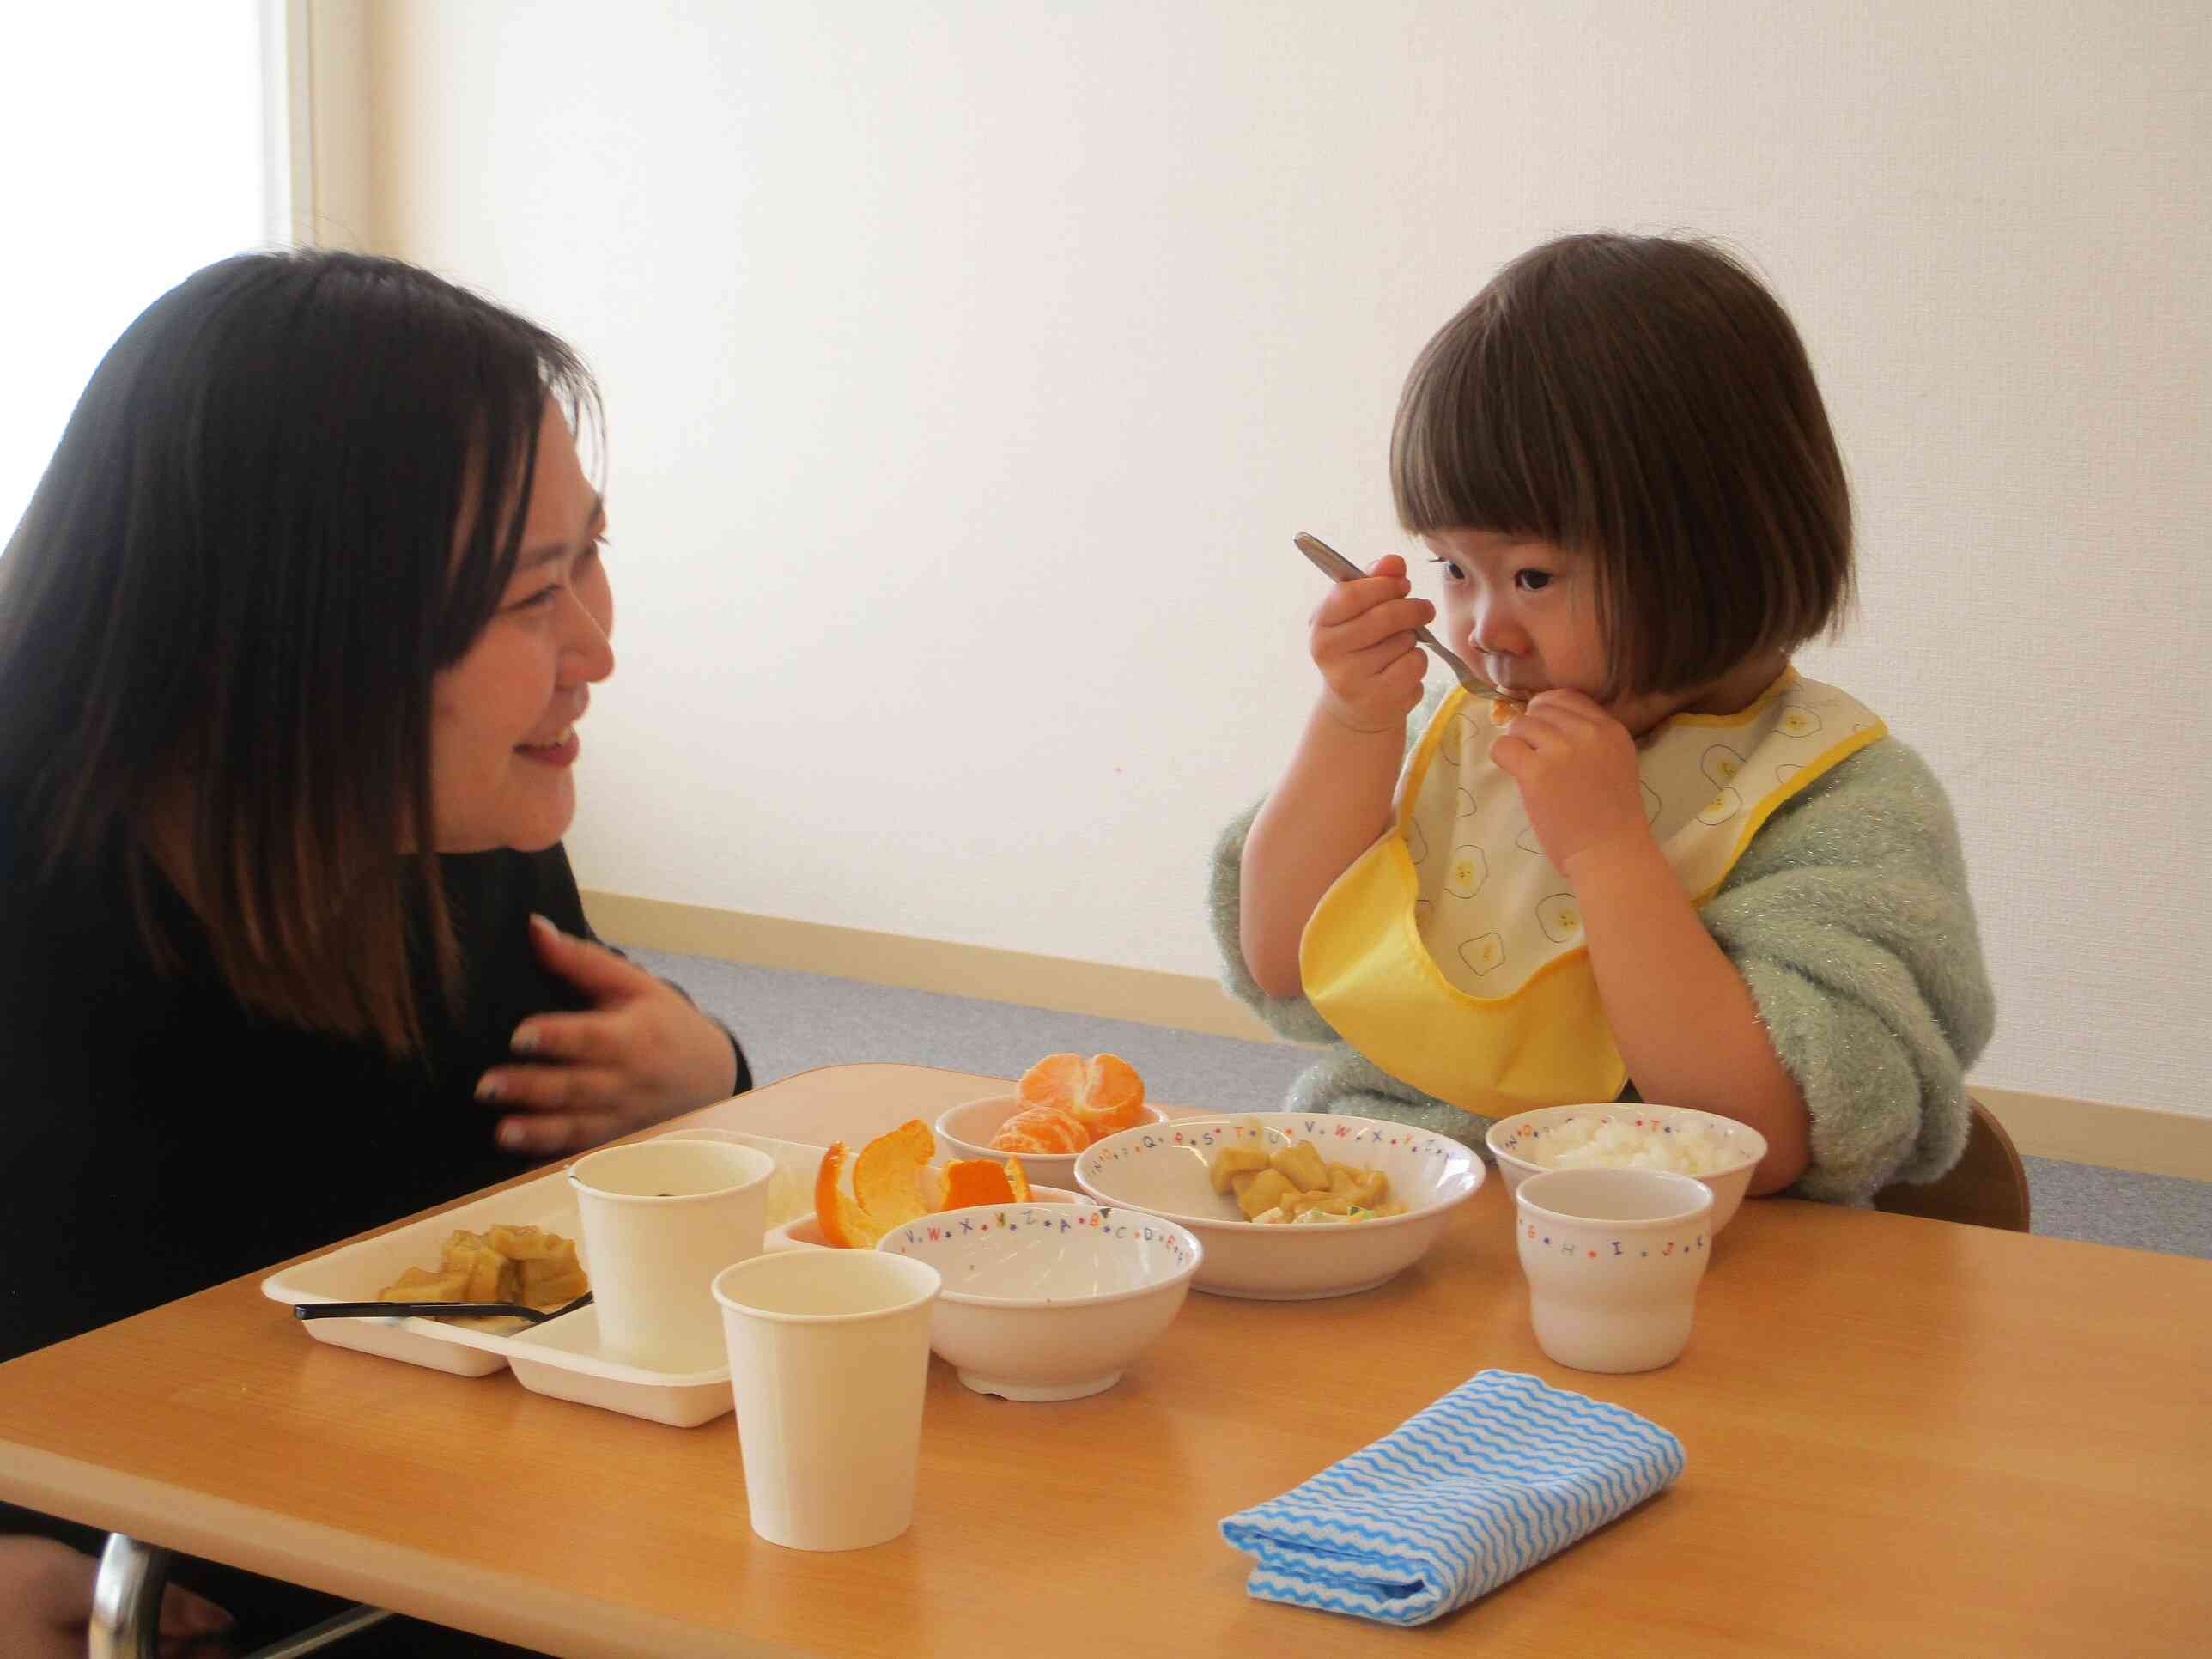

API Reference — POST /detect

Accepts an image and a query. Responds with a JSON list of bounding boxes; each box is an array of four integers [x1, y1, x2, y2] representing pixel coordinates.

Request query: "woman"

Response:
[[0, 251, 748, 1655]]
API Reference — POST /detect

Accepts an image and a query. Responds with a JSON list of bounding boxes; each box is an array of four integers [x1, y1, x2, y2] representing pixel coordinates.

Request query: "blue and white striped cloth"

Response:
[[1218, 1370, 1685, 1626]]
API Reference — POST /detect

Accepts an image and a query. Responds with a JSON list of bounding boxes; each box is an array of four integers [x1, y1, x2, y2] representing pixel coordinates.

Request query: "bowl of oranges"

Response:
[[933, 1052, 1164, 1191]]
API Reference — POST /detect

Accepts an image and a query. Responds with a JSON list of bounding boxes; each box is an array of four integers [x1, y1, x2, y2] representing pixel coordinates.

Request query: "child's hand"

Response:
[[1490, 690, 1652, 877], [1310, 554, 1433, 733]]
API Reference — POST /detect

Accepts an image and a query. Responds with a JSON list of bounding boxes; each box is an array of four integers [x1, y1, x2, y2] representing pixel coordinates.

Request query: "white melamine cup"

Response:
[[711, 1250, 942, 1551], [568, 1139, 774, 1372], [1514, 1167, 1716, 1374]]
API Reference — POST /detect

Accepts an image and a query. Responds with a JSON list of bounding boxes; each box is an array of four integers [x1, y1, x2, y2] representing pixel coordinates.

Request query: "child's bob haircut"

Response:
[[1390, 233, 1854, 701]]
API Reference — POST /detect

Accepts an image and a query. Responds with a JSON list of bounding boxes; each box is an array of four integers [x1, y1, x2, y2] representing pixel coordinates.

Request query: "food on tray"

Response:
[[815, 1119, 1035, 1249], [1206, 1134, 1406, 1225], [988, 1052, 1149, 1154], [1515, 1114, 1743, 1176], [375, 1224, 589, 1328]]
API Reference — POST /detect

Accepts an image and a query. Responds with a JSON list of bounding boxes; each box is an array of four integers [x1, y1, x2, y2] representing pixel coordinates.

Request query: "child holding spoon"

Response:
[[1215, 233, 1994, 1204]]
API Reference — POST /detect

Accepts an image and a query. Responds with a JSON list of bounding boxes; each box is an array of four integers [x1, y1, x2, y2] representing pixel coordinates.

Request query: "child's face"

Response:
[[1423, 528, 1689, 738]]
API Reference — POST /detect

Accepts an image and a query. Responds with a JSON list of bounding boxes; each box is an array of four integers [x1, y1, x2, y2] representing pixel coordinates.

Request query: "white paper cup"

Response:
[[711, 1250, 942, 1551], [1514, 1168, 1716, 1374], [568, 1139, 774, 1372]]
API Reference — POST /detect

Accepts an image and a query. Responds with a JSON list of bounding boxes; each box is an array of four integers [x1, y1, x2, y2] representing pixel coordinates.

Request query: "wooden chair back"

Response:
[[1872, 1095, 2031, 1232]]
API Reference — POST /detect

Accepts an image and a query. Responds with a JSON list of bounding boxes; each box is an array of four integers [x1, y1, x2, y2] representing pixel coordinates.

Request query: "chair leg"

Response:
[[243, 1602, 397, 1658], [89, 1533, 171, 1659], [88, 1528, 396, 1659]]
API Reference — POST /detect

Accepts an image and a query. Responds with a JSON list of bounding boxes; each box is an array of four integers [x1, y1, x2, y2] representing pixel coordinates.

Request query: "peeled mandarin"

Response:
[[1489, 697, 1527, 726], [1018, 1052, 1148, 1139], [989, 1104, 1089, 1156], [813, 1143, 884, 1249]]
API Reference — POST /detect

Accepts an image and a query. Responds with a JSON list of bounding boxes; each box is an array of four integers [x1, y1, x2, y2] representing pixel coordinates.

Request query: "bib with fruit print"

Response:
[[1297, 669, 1886, 1121]]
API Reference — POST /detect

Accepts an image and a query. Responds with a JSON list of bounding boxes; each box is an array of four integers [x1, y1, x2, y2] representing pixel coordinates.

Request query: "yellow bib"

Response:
[[1298, 670, 1886, 1118]]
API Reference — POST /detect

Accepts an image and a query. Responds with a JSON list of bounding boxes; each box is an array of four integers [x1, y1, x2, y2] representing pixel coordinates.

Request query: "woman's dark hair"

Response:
[[0, 249, 599, 1053], [1391, 233, 1853, 701]]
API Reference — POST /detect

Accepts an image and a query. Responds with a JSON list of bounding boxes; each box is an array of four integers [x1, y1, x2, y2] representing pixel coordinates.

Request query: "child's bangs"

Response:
[[1390, 317, 1598, 553]]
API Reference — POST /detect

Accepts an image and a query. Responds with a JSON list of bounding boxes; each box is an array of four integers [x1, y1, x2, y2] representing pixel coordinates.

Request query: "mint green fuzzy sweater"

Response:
[[1207, 700, 1996, 1206]]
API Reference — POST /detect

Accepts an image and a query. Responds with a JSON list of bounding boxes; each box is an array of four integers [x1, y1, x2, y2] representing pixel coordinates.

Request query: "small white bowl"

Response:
[[933, 1093, 1168, 1192], [1073, 1114, 1482, 1301], [874, 1201, 1200, 1401], [765, 1182, 1083, 1253], [1485, 1103, 1766, 1233]]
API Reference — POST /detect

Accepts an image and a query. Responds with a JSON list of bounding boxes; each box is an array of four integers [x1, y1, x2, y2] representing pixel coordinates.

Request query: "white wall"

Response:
[[347, 1, 2209, 1116], [0, 3, 271, 536]]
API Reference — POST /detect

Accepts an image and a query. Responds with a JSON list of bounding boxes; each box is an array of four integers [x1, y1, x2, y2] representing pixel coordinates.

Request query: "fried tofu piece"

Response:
[[380, 1221, 588, 1320], [484, 1224, 570, 1261], [439, 1234, 519, 1304], [1235, 1168, 1297, 1219], [1269, 1140, 1329, 1193], [378, 1266, 470, 1304], [1208, 1146, 1272, 1194], [520, 1256, 588, 1310]]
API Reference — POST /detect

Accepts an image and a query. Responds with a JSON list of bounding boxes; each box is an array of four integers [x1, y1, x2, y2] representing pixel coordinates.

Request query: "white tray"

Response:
[[261, 1127, 827, 1425]]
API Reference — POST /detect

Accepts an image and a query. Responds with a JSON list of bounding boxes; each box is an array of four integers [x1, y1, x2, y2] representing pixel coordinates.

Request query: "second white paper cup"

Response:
[[568, 1139, 774, 1373], [1515, 1167, 1715, 1374], [712, 1250, 942, 1551]]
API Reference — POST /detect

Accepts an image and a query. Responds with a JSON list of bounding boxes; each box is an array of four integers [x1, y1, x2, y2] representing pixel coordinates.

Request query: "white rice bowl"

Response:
[[1486, 1104, 1766, 1233]]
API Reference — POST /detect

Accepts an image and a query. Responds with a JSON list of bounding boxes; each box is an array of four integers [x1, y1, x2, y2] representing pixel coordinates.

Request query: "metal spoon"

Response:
[[1294, 532, 1500, 698], [294, 1292, 592, 1324]]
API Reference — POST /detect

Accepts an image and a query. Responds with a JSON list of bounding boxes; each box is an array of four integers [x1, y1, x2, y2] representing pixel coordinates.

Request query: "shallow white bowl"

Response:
[[764, 1183, 1082, 1253], [1485, 1103, 1766, 1233], [874, 1201, 1200, 1401], [933, 1093, 1167, 1192], [1073, 1114, 1482, 1301]]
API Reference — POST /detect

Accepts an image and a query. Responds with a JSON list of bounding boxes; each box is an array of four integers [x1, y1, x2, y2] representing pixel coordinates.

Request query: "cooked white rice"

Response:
[[1520, 1115, 1745, 1176]]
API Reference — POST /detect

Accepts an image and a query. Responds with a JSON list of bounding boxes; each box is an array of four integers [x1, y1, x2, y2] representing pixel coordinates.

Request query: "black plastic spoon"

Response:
[[294, 1292, 592, 1324]]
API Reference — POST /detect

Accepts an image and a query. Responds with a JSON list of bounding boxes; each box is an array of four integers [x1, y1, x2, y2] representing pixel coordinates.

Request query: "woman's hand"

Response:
[[1488, 690, 1653, 878], [476, 916, 740, 1156], [0, 1536, 235, 1659], [1310, 554, 1433, 734]]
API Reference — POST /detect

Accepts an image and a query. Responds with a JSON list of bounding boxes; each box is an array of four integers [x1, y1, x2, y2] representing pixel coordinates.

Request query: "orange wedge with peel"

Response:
[[989, 1103, 1090, 1156], [1005, 1155, 1032, 1203], [813, 1142, 883, 1249], [851, 1117, 938, 1229], [1017, 1052, 1149, 1139], [938, 1158, 1018, 1212]]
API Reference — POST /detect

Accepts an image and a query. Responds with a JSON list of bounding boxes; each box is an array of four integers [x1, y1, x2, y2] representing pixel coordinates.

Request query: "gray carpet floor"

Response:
[[625, 946, 2212, 1262]]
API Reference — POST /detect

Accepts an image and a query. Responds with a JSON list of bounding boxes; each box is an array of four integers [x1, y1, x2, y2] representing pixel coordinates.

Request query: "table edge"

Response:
[[0, 1443, 808, 1659]]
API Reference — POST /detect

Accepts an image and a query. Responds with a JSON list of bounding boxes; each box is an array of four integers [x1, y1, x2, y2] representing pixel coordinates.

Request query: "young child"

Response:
[[1213, 233, 1994, 1204]]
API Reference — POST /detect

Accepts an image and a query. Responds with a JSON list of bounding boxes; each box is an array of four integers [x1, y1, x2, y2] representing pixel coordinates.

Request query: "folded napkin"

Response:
[[1218, 1369, 1685, 1626]]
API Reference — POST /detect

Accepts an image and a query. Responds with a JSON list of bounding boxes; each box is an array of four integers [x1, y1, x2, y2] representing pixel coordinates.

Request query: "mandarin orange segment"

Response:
[[938, 1158, 1018, 1211], [1004, 1155, 1032, 1203], [1488, 696, 1528, 726], [813, 1143, 884, 1249], [851, 1118, 938, 1229], [1018, 1051, 1148, 1139], [988, 1103, 1089, 1156]]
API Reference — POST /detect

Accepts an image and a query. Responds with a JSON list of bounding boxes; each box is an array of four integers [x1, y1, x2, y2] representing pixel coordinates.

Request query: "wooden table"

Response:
[[3, 1063, 2207, 1656]]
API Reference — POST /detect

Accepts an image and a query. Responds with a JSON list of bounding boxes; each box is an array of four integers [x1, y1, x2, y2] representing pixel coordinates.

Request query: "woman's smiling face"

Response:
[[428, 403, 615, 852]]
